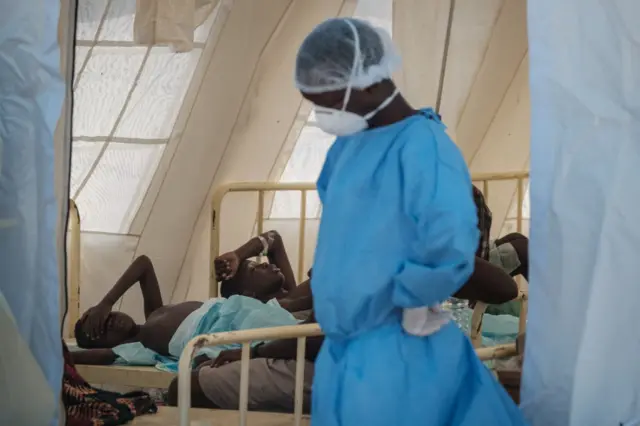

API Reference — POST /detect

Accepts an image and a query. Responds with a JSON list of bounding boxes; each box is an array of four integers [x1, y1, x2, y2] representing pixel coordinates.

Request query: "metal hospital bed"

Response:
[[208, 171, 530, 348], [69, 172, 529, 426], [66, 199, 80, 340], [64, 200, 178, 388], [174, 171, 530, 426]]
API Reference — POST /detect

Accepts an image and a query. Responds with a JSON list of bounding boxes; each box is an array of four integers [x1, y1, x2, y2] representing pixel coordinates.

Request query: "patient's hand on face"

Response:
[[74, 311, 139, 349], [215, 251, 241, 281], [80, 303, 111, 340]]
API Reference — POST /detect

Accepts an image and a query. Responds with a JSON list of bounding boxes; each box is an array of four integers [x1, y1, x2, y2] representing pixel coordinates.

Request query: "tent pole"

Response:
[[435, 0, 456, 115]]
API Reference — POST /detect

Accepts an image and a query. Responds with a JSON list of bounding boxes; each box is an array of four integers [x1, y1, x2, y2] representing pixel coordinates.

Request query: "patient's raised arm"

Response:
[[217, 230, 297, 292], [278, 279, 313, 312], [97, 255, 164, 319]]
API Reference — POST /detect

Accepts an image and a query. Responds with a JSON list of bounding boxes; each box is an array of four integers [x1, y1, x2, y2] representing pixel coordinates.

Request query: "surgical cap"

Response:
[[295, 18, 401, 94]]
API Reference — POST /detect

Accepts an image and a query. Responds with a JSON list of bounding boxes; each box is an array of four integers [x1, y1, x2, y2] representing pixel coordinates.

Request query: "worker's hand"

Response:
[[212, 349, 242, 367], [214, 252, 240, 281], [80, 303, 111, 340]]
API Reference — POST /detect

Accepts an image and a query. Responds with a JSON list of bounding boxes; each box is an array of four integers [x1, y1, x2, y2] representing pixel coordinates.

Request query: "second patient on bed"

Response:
[[71, 230, 312, 366], [72, 213, 524, 367]]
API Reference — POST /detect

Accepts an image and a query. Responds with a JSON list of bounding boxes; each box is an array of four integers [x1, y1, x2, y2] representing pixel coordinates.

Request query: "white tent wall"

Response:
[[73, 0, 532, 324], [393, 0, 529, 238], [119, 0, 356, 316], [173, 0, 413, 301], [523, 0, 640, 424], [470, 54, 530, 236], [70, 0, 216, 319], [392, 0, 451, 108], [171, 0, 358, 304], [456, 0, 530, 237], [170, 0, 532, 305]]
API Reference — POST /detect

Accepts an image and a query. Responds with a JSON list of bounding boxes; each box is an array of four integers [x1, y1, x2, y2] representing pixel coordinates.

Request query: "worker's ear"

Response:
[[363, 81, 394, 104], [363, 82, 383, 97]]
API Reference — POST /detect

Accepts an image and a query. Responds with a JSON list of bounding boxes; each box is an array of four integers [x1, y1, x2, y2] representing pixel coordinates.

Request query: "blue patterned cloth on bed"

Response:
[[448, 298, 519, 346], [112, 295, 298, 372]]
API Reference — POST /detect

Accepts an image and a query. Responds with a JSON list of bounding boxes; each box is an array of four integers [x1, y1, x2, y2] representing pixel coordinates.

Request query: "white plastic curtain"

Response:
[[0, 0, 66, 423], [523, 1, 640, 425]]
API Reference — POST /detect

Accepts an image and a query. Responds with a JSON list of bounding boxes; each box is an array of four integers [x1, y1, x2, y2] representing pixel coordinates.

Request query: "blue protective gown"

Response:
[[310, 109, 526, 426]]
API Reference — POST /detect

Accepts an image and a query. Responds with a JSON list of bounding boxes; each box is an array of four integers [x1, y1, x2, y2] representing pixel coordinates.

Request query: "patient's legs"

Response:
[[494, 233, 529, 281], [167, 359, 314, 412], [167, 371, 217, 408]]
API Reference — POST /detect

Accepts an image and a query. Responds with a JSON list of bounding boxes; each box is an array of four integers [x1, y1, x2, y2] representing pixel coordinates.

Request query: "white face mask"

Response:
[[311, 19, 400, 137], [314, 88, 399, 137]]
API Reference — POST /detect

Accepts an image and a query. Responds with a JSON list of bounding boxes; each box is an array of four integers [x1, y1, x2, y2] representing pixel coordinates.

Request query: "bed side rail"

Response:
[[209, 172, 530, 343], [66, 199, 81, 339], [177, 323, 517, 426]]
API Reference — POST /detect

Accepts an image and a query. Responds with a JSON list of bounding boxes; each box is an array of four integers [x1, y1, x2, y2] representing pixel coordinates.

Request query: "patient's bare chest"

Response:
[[139, 301, 203, 356]]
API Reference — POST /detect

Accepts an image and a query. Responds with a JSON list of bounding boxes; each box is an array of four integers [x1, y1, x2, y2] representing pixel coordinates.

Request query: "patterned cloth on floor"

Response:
[[62, 340, 157, 426]]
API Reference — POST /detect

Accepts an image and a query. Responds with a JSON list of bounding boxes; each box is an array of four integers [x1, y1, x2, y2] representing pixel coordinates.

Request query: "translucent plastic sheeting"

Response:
[[523, 1, 640, 425], [501, 219, 530, 238], [75, 46, 90, 80], [80, 233, 139, 316], [72, 0, 205, 236], [75, 142, 165, 233], [99, 0, 137, 42], [70, 141, 106, 196], [507, 182, 530, 219], [0, 0, 65, 423], [73, 46, 148, 137], [77, 0, 218, 44], [77, 0, 108, 40], [270, 126, 332, 219], [501, 182, 530, 235], [114, 47, 202, 139]]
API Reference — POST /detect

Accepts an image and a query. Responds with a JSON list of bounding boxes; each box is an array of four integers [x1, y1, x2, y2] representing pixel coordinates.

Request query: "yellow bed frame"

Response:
[[209, 171, 530, 347], [66, 199, 81, 340], [70, 172, 529, 424]]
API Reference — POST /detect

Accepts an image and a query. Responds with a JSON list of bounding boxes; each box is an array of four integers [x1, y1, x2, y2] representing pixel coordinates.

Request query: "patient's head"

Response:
[[220, 260, 286, 302], [74, 311, 137, 349]]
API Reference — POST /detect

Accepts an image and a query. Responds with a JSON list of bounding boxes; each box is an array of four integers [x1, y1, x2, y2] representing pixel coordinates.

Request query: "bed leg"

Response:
[[294, 337, 307, 426]]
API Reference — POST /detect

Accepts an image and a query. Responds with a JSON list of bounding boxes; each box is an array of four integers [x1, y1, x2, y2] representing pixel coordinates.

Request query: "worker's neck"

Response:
[[368, 96, 418, 129]]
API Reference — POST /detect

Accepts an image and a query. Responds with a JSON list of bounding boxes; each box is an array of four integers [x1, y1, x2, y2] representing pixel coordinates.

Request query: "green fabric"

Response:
[[486, 299, 521, 317], [488, 241, 521, 275]]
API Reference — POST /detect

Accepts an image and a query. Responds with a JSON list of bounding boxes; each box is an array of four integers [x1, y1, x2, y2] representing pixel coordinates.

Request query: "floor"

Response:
[[131, 407, 310, 426]]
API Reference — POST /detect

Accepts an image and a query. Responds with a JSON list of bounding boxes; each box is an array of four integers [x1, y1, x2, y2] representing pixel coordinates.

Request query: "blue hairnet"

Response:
[[295, 18, 401, 94]]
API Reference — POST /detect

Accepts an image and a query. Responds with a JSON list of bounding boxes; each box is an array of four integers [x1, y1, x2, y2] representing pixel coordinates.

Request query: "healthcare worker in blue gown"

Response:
[[295, 18, 526, 426]]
